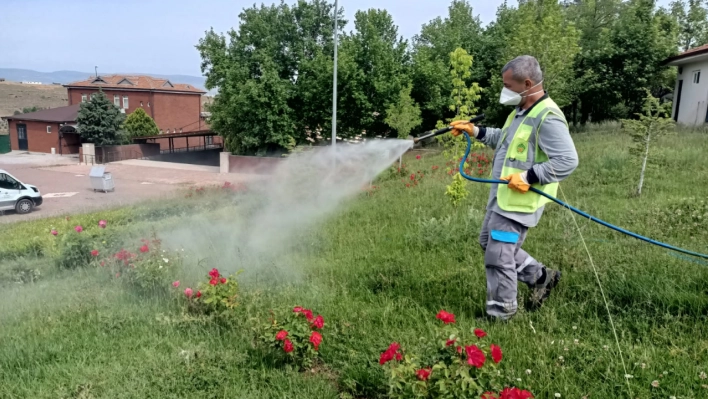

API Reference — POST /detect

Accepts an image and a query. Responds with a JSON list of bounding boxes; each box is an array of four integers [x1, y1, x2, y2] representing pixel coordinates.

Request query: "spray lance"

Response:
[[412, 114, 708, 261]]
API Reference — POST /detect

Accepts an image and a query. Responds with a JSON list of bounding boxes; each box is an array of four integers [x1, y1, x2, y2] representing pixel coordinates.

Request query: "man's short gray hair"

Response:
[[502, 55, 543, 84]]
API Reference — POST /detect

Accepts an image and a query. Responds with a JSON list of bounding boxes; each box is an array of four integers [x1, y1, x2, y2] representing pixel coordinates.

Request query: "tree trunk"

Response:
[[637, 127, 651, 196]]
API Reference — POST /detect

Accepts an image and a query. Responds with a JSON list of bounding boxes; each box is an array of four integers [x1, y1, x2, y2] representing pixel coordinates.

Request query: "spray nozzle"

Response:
[[413, 114, 486, 144]]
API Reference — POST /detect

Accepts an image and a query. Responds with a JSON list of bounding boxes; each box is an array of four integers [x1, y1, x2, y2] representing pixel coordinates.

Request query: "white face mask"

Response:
[[499, 80, 544, 106]]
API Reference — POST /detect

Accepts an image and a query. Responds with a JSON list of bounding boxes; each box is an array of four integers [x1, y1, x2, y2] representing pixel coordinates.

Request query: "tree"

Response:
[[621, 90, 675, 196], [433, 48, 483, 206], [76, 89, 125, 146], [410, 1, 484, 128], [122, 108, 159, 138], [337, 9, 410, 138], [500, 0, 580, 108], [384, 84, 423, 139], [671, 0, 708, 51], [196, 0, 345, 155]]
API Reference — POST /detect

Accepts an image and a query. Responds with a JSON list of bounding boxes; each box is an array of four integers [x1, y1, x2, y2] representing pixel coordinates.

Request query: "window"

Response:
[[678, 67, 683, 75], [81, 94, 87, 102], [147, 102, 150, 107], [0, 173, 20, 190], [114, 95, 120, 107], [122, 96, 129, 109], [46, 126, 52, 134], [140, 101, 143, 107], [693, 70, 701, 84], [90, 93, 96, 100]]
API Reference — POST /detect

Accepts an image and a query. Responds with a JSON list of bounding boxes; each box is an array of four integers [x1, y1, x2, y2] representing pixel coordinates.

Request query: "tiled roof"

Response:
[[1, 104, 80, 122], [64, 75, 206, 94], [663, 43, 708, 64]]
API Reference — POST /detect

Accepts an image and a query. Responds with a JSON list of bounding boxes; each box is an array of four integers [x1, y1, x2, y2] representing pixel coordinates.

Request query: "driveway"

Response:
[[0, 153, 264, 224]]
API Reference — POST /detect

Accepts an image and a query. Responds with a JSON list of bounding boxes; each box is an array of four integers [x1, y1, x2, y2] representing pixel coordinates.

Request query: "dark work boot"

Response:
[[529, 269, 561, 309]]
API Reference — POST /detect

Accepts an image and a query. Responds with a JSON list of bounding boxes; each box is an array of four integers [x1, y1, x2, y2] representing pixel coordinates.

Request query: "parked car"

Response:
[[0, 169, 42, 214]]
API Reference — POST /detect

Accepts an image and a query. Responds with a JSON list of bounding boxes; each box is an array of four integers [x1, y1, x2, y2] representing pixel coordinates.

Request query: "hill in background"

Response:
[[0, 80, 213, 135], [0, 68, 209, 94]]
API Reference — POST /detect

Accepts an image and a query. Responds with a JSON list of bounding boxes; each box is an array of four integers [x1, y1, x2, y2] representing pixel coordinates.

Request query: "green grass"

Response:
[[1, 131, 708, 398]]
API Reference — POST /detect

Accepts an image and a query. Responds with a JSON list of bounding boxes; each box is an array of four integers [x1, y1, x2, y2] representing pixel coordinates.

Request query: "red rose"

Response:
[[474, 328, 487, 338], [456, 346, 463, 354], [276, 330, 288, 341], [416, 155, 421, 160], [395, 352, 402, 361], [491, 344, 503, 364], [465, 345, 486, 368], [220, 277, 227, 284], [209, 277, 218, 286], [436, 310, 455, 324], [208, 268, 220, 278], [379, 342, 401, 365], [139, 245, 149, 253], [446, 339, 457, 347], [283, 339, 294, 353], [91, 250, 99, 257], [416, 367, 431, 381], [309, 331, 322, 350], [293, 306, 303, 313], [311, 315, 325, 329], [302, 309, 314, 321], [196, 290, 202, 298], [500, 387, 534, 399], [481, 392, 499, 399]]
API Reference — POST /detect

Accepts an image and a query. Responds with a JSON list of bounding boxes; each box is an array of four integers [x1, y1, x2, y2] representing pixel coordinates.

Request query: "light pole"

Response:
[[331, 0, 338, 149]]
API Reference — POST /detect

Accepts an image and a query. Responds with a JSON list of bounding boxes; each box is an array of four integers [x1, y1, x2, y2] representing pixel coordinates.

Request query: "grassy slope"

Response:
[[0, 130, 707, 398]]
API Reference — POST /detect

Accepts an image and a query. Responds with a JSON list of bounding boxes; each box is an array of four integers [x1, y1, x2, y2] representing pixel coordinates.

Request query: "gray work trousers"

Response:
[[479, 210, 546, 319]]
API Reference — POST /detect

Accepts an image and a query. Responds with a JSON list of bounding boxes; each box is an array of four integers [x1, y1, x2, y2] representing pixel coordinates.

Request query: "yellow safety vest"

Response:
[[496, 97, 567, 214]]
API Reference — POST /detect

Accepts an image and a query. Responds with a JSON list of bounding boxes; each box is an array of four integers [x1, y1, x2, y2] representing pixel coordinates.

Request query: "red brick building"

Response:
[[1, 104, 81, 154], [65, 75, 207, 134], [1, 75, 212, 154]]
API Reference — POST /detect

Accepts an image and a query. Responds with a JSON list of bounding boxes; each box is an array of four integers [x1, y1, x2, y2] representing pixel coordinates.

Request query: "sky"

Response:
[[0, 0, 674, 77]]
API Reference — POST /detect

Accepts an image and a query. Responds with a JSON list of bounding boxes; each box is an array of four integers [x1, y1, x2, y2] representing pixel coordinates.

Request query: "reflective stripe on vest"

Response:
[[496, 97, 568, 214]]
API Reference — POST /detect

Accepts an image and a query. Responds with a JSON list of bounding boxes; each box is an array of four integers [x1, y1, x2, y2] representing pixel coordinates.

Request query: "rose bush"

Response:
[[256, 306, 326, 371], [379, 310, 535, 399]]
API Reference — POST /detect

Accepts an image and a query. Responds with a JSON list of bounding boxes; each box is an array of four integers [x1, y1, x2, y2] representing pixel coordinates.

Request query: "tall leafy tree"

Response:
[[671, 0, 708, 51], [123, 108, 159, 138], [410, 1, 484, 129], [76, 89, 125, 146], [337, 9, 410, 138], [384, 84, 423, 139], [196, 0, 345, 155]]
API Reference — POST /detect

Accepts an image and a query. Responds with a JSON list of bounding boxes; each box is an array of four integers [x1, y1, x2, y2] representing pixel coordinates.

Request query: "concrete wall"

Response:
[[228, 154, 284, 174], [672, 58, 708, 126]]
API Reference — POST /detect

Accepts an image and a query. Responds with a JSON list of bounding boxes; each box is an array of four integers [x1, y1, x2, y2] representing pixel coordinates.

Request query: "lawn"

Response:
[[1, 128, 707, 399]]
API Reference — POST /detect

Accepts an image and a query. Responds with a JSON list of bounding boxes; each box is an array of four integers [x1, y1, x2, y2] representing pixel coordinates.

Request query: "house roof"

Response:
[[1, 104, 80, 123], [663, 44, 708, 65], [64, 75, 206, 94]]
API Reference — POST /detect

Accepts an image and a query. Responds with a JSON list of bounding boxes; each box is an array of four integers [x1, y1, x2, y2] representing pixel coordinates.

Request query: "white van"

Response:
[[0, 169, 43, 214]]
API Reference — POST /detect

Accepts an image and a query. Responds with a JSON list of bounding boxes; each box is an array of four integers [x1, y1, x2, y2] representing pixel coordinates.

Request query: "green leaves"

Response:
[[620, 89, 675, 195], [385, 84, 423, 139], [76, 89, 125, 146], [122, 108, 159, 138]]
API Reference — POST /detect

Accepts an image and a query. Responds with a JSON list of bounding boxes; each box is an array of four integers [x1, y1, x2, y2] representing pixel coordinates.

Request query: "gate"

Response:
[[0, 135, 10, 154]]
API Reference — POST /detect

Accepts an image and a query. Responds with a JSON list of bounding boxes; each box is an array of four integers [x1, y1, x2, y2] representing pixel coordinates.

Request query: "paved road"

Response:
[[0, 153, 263, 224]]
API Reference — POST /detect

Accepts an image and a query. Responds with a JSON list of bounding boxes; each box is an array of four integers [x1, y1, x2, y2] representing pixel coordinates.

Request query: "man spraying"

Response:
[[449, 55, 579, 321]]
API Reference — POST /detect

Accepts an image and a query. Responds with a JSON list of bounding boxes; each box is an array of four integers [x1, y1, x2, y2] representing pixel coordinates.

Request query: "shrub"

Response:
[[55, 225, 96, 269], [256, 306, 326, 371], [103, 233, 182, 291], [173, 267, 242, 317], [379, 310, 535, 399]]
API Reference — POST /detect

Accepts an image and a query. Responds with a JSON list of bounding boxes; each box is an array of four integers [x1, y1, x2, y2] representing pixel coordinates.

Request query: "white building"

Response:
[[664, 44, 708, 126]]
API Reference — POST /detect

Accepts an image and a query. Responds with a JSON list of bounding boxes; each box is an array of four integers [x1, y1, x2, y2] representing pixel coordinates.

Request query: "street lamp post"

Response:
[[331, 0, 338, 149]]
